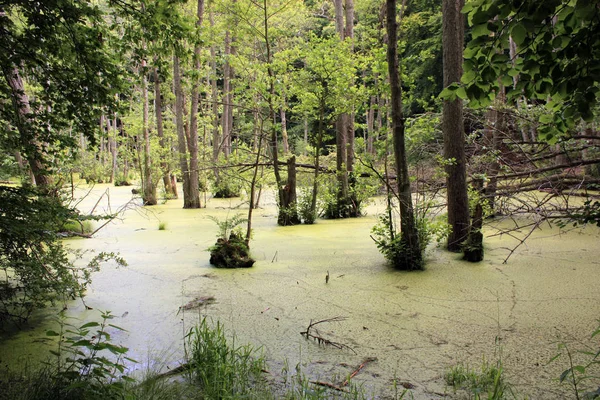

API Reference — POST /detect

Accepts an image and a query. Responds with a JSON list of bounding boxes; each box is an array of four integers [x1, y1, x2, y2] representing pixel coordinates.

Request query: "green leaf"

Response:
[[46, 330, 60, 337], [80, 322, 100, 329], [573, 365, 586, 374], [108, 324, 127, 332], [461, 69, 477, 84], [456, 87, 468, 100], [511, 23, 527, 46], [501, 75, 513, 86], [472, 23, 491, 39]]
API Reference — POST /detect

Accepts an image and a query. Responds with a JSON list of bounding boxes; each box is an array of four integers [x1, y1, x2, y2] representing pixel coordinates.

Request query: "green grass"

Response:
[[158, 221, 167, 231], [445, 358, 512, 399], [2, 316, 372, 400], [186, 317, 268, 399]]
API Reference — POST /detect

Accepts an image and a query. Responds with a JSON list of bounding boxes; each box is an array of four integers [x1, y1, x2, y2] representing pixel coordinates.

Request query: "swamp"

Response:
[[2, 183, 599, 399]]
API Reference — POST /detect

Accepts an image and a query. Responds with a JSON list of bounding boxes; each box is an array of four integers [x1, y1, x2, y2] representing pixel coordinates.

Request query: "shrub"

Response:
[[0, 186, 126, 327]]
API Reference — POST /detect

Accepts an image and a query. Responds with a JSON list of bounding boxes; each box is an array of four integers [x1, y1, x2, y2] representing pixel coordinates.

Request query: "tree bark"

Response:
[[280, 92, 290, 153], [2, 65, 52, 189], [222, 30, 233, 157], [154, 67, 177, 198], [386, 0, 422, 269], [142, 58, 157, 206], [333, 0, 351, 218], [442, 0, 469, 251], [174, 54, 192, 207], [186, 0, 205, 209]]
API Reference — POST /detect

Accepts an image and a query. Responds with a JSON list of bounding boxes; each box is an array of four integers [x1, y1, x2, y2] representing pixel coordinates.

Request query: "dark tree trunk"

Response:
[[278, 156, 300, 226], [442, 0, 469, 251], [463, 177, 484, 262], [386, 0, 422, 270]]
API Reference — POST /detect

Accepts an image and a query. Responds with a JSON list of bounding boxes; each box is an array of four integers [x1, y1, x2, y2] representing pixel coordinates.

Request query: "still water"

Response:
[[2, 184, 599, 398]]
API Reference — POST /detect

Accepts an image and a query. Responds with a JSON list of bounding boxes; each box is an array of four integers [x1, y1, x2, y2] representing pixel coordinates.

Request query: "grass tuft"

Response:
[[445, 358, 512, 399]]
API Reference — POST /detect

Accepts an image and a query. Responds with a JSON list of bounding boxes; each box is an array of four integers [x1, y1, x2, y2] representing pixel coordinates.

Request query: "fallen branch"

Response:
[[300, 317, 356, 354], [341, 357, 377, 387], [310, 381, 347, 392]]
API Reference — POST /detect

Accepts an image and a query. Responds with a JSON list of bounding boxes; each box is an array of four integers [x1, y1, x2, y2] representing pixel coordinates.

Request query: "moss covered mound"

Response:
[[209, 233, 255, 268]]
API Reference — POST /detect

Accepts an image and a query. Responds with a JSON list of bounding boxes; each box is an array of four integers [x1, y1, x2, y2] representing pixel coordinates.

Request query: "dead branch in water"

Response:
[[341, 357, 377, 387], [310, 381, 347, 392], [300, 317, 356, 354]]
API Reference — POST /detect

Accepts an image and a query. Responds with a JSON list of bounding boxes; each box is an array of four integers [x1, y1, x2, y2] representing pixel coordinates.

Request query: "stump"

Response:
[[209, 233, 255, 268]]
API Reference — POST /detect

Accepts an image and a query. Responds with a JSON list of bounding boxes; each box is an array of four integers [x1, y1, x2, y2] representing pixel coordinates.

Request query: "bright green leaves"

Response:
[[458, 0, 600, 141]]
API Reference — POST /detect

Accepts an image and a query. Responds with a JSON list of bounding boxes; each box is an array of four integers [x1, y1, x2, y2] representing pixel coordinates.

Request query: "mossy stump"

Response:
[[209, 233, 255, 268], [463, 230, 484, 262]]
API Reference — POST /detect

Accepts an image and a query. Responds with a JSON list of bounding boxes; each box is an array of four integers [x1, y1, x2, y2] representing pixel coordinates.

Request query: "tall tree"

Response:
[[187, 0, 206, 209], [0, 1, 122, 191], [442, 0, 469, 251], [385, 0, 422, 269], [174, 54, 194, 207], [154, 66, 178, 198], [141, 56, 158, 206], [332, 0, 352, 218]]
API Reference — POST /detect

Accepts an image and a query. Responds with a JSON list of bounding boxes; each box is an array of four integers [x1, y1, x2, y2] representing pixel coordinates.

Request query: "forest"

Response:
[[1, 0, 600, 399]]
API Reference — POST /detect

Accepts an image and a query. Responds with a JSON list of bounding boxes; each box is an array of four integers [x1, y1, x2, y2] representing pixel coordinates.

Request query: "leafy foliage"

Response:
[[455, 0, 600, 142], [551, 322, 600, 399], [0, 0, 125, 152], [2, 311, 134, 400], [0, 186, 126, 327]]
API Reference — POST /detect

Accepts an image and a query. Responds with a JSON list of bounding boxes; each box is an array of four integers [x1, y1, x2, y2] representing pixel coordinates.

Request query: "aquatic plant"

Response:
[[186, 317, 268, 399], [1, 311, 135, 400], [551, 322, 600, 400], [445, 358, 512, 399]]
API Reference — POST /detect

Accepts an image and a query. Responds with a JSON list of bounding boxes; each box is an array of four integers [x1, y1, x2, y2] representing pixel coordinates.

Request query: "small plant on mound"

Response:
[[208, 214, 255, 268]]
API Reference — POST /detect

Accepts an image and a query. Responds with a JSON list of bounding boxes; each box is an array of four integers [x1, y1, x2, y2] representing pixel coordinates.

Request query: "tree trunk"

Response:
[[142, 59, 157, 206], [386, 0, 422, 270], [367, 95, 376, 154], [222, 30, 233, 157], [442, 0, 469, 251], [463, 177, 484, 262], [280, 93, 289, 153], [333, 0, 351, 218], [310, 93, 327, 223], [154, 67, 177, 198], [174, 54, 192, 207], [186, 0, 205, 209], [278, 156, 300, 226], [345, 0, 355, 177], [2, 65, 52, 189]]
